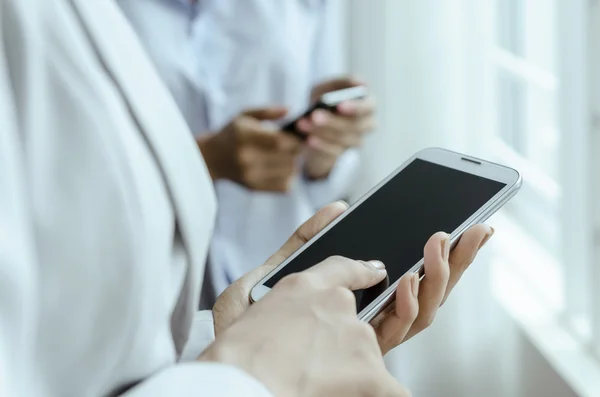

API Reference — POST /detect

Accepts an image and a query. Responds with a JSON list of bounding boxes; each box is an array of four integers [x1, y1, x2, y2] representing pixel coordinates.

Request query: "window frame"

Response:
[[489, 0, 561, 255], [587, 0, 600, 360], [489, 0, 600, 359]]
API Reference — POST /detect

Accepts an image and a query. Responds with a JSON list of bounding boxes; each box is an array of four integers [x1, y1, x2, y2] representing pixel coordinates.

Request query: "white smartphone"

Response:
[[250, 148, 522, 322]]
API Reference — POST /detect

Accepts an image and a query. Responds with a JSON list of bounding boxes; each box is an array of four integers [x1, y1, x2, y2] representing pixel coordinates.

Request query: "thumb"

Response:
[[263, 201, 349, 269], [243, 107, 288, 121]]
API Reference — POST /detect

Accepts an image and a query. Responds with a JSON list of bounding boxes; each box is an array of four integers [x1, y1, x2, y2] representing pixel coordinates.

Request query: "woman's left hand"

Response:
[[299, 77, 376, 180], [212, 201, 494, 354]]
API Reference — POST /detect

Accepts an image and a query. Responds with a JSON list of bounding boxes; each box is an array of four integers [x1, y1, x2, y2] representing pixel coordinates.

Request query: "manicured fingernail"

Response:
[[441, 235, 450, 262], [478, 226, 495, 250], [335, 200, 349, 209], [362, 260, 386, 271], [411, 273, 420, 299], [312, 109, 330, 126]]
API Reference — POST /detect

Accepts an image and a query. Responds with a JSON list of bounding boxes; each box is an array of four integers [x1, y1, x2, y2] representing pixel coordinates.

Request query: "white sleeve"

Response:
[[123, 364, 272, 397], [124, 312, 273, 397], [179, 310, 216, 362]]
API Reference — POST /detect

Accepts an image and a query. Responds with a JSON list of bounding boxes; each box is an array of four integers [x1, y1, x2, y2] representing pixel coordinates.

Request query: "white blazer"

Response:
[[117, 0, 360, 300], [0, 0, 270, 396]]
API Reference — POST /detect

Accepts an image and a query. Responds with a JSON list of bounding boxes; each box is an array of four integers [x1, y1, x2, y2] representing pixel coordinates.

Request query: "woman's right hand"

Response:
[[199, 256, 411, 397], [196, 107, 302, 192]]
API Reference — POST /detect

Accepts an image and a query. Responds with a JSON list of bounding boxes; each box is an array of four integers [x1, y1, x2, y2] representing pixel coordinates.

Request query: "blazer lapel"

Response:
[[68, 0, 216, 348]]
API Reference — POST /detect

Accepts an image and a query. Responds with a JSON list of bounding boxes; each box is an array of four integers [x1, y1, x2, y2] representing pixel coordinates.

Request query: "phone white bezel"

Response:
[[321, 86, 368, 107], [249, 147, 522, 322]]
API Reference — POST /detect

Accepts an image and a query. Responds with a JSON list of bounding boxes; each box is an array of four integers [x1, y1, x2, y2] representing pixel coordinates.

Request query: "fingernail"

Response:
[[312, 110, 330, 126], [441, 235, 450, 262], [296, 118, 312, 133], [411, 273, 420, 299], [362, 260, 386, 271], [335, 200, 350, 209], [478, 226, 495, 250]]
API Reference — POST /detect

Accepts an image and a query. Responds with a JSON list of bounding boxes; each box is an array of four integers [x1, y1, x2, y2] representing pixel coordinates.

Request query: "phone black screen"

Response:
[[264, 159, 507, 311]]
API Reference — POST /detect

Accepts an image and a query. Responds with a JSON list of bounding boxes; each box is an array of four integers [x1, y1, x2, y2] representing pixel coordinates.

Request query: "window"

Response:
[[491, 0, 560, 257], [489, 0, 600, 366]]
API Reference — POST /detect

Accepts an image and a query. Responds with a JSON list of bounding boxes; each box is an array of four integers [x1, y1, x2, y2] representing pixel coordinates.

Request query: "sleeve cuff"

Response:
[[179, 310, 215, 362], [123, 362, 273, 397], [303, 149, 360, 209]]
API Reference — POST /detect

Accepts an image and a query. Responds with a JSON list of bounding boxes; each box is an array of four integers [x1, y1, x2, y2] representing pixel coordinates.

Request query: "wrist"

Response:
[[198, 339, 283, 396], [196, 133, 227, 181], [304, 150, 338, 180]]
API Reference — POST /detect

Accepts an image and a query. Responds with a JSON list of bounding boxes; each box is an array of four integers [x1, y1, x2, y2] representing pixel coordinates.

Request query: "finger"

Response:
[[307, 136, 347, 157], [264, 201, 349, 267], [311, 125, 364, 147], [251, 170, 297, 193], [250, 163, 297, 183], [337, 96, 376, 117], [253, 152, 298, 169], [243, 106, 288, 121], [311, 109, 353, 133], [404, 232, 450, 339], [373, 272, 420, 355], [310, 110, 367, 145], [441, 224, 494, 305], [360, 115, 378, 134], [244, 129, 301, 152], [274, 133, 303, 153], [305, 257, 387, 291], [296, 117, 313, 134]]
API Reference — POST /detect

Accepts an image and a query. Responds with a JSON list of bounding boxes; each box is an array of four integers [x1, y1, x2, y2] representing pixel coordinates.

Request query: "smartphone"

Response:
[[282, 85, 368, 140], [250, 147, 522, 322]]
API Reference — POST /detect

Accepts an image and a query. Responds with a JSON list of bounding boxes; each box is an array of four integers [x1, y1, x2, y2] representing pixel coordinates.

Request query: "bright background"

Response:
[[330, 1, 600, 396]]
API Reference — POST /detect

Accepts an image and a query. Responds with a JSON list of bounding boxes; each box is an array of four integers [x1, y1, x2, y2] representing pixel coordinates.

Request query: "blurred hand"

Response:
[[298, 77, 376, 179], [201, 255, 410, 397], [197, 107, 302, 192], [213, 201, 494, 355]]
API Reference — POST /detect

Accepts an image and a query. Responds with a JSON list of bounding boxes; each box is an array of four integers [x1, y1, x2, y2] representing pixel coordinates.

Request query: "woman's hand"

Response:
[[203, 255, 411, 397], [213, 201, 494, 354], [371, 224, 493, 354], [212, 201, 349, 336], [299, 77, 376, 180]]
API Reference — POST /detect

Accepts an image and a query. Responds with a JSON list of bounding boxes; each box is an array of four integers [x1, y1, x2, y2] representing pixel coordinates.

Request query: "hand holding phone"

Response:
[[197, 107, 302, 192], [285, 83, 374, 179], [214, 194, 499, 358], [250, 148, 521, 330], [282, 85, 369, 140], [202, 254, 411, 397]]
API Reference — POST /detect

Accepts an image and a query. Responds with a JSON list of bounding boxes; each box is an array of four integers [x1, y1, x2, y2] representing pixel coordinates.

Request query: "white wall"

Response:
[[342, 1, 579, 395]]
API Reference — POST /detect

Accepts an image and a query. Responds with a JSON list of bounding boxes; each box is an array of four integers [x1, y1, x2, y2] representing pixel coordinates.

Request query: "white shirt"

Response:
[[0, 0, 270, 396], [117, 0, 360, 299]]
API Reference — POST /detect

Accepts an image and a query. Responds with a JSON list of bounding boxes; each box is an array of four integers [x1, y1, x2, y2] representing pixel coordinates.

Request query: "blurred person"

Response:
[[0, 1, 493, 396], [116, 0, 375, 305]]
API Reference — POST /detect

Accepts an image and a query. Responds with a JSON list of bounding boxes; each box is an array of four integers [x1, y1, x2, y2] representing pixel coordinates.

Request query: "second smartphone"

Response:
[[282, 85, 368, 139]]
